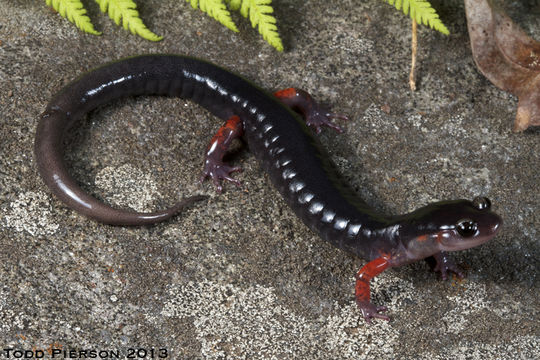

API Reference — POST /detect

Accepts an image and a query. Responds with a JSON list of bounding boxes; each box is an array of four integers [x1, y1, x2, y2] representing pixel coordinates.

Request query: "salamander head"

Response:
[[399, 197, 502, 261]]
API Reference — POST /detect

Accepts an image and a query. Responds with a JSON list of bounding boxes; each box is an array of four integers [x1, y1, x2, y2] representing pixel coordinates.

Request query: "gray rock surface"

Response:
[[1, 0, 538, 358]]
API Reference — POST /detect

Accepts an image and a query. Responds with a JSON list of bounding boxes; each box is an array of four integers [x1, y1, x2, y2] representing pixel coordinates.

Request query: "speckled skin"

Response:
[[34, 55, 502, 321]]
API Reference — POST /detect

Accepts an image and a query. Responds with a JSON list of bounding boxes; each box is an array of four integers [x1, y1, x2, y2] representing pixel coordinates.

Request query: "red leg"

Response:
[[200, 115, 244, 192], [274, 88, 348, 134], [355, 257, 391, 323]]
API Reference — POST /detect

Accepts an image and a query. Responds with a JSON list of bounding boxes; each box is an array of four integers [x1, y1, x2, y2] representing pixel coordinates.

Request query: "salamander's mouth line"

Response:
[[35, 55, 503, 323]]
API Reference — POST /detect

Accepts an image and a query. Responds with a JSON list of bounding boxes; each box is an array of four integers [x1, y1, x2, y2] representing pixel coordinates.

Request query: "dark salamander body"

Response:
[[35, 55, 502, 322]]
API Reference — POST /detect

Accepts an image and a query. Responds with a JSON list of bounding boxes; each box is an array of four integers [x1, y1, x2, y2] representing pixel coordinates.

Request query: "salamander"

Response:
[[34, 55, 502, 322]]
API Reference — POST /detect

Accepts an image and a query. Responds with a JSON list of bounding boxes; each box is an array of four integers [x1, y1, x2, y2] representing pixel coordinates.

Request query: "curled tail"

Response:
[[35, 99, 207, 226], [35, 55, 236, 225]]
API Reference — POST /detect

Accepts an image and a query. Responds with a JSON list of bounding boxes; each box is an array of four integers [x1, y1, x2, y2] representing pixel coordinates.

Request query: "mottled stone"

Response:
[[0, 0, 538, 359]]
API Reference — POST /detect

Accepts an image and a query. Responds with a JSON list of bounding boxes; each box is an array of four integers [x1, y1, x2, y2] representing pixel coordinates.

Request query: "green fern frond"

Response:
[[45, 0, 101, 35], [227, 0, 242, 11], [186, 0, 238, 32], [45, 0, 283, 50], [383, 0, 449, 35], [95, 0, 163, 41], [236, 0, 283, 51]]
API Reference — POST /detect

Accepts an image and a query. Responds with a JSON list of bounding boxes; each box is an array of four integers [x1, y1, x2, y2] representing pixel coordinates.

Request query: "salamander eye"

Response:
[[456, 219, 478, 237], [472, 196, 491, 210]]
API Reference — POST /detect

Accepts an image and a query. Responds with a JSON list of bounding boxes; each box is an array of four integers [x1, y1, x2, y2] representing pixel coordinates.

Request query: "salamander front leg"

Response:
[[355, 257, 391, 323], [432, 251, 465, 280], [274, 88, 348, 134], [200, 115, 244, 192]]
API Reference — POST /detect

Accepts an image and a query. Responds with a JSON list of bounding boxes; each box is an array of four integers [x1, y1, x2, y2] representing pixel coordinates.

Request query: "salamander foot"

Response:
[[356, 301, 390, 324], [306, 108, 349, 134], [433, 252, 465, 280], [200, 161, 242, 193]]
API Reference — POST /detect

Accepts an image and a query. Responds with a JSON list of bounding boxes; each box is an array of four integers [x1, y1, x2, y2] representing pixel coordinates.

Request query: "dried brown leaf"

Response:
[[465, 0, 540, 131]]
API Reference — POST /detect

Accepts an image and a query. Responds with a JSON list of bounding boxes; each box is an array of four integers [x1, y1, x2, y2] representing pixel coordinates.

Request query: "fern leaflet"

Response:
[[186, 0, 238, 32], [383, 0, 449, 35], [227, 0, 242, 11], [96, 0, 163, 41], [236, 0, 283, 51], [45, 0, 101, 35]]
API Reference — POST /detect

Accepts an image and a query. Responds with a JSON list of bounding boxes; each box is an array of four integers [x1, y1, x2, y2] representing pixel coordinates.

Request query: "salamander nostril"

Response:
[[491, 216, 502, 233], [472, 196, 491, 210]]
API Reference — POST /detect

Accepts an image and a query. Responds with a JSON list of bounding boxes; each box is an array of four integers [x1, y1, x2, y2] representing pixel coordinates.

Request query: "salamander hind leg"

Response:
[[274, 88, 348, 134], [200, 115, 244, 193], [355, 257, 391, 323]]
